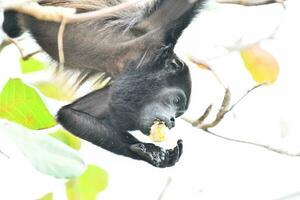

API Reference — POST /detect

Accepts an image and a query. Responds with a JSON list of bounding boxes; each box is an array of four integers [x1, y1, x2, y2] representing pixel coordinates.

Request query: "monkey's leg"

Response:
[[57, 88, 183, 167]]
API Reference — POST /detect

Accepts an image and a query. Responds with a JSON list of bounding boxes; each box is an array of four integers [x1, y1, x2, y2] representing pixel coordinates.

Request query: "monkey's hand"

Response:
[[130, 140, 183, 168]]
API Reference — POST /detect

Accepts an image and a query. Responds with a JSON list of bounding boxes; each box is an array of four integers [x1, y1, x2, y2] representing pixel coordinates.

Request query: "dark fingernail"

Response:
[[177, 139, 183, 144]]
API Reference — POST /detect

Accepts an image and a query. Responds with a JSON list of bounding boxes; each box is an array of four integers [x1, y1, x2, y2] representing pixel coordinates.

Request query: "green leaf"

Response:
[[66, 165, 108, 200], [49, 129, 81, 150], [1, 125, 86, 178], [19, 57, 47, 74], [0, 78, 57, 129], [38, 193, 53, 200], [35, 81, 75, 101]]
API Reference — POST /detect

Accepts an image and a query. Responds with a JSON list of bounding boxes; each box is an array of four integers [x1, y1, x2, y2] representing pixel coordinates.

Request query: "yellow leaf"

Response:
[[49, 129, 81, 150], [65, 165, 108, 200], [35, 81, 75, 101], [38, 193, 53, 200], [240, 44, 279, 84]]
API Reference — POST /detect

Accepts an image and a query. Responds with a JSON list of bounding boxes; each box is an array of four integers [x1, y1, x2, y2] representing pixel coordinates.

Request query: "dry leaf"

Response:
[[240, 44, 279, 84]]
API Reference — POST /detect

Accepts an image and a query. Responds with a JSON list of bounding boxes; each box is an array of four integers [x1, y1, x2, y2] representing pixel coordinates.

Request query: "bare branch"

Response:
[[4, 38, 42, 60], [0, 1, 76, 22], [65, 0, 145, 23], [157, 177, 172, 200], [200, 88, 231, 129], [0, 149, 10, 159], [204, 129, 300, 157], [0, 0, 145, 24], [0, 0, 145, 67], [0, 39, 12, 52], [188, 56, 227, 89], [0, 0, 32, 9], [216, 0, 286, 6], [57, 18, 67, 67], [226, 83, 265, 113], [182, 84, 300, 157], [22, 50, 43, 60], [192, 104, 213, 126], [183, 84, 264, 130]]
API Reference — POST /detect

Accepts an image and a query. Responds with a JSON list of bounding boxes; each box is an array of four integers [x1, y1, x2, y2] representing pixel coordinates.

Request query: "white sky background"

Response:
[[1, 0, 300, 199]]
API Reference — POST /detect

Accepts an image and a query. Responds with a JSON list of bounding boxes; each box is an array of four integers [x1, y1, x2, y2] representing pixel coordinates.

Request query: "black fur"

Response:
[[2, 0, 205, 167], [57, 52, 191, 167], [2, 10, 23, 38]]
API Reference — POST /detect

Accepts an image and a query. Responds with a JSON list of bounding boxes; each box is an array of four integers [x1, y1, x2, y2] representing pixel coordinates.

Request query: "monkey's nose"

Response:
[[162, 116, 175, 129]]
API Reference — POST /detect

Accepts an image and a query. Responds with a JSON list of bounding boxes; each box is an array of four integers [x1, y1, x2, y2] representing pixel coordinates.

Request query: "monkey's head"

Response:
[[109, 52, 191, 135]]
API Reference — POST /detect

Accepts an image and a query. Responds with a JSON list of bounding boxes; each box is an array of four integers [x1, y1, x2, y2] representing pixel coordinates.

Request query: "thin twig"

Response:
[[1, 1, 76, 22], [192, 104, 213, 126], [157, 177, 172, 200], [188, 56, 227, 89], [57, 18, 67, 68], [0, 39, 13, 52], [216, 0, 286, 6], [0, 0, 144, 24], [8, 38, 25, 58], [0, 149, 10, 159], [66, 0, 145, 23], [200, 89, 231, 129], [185, 84, 263, 129], [204, 129, 300, 157], [0, 0, 33, 9], [226, 83, 265, 114], [22, 50, 43, 60], [209, 67, 227, 90], [182, 84, 300, 157], [275, 191, 300, 200], [6, 38, 42, 60]]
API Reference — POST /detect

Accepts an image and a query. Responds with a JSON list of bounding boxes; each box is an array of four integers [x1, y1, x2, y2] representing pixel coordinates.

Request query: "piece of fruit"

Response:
[[149, 121, 168, 142]]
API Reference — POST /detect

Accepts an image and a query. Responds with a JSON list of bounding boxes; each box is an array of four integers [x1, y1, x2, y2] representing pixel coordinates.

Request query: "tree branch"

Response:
[[0, 1, 76, 22], [182, 84, 300, 157], [225, 83, 265, 113], [200, 88, 231, 130], [157, 177, 172, 200], [204, 129, 300, 157], [216, 0, 286, 6], [0, 149, 9, 159], [0, 0, 146, 66], [57, 17, 67, 67], [0, 0, 145, 24]]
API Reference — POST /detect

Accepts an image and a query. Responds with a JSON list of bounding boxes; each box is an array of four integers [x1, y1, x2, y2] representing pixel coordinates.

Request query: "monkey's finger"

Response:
[[165, 140, 182, 166], [167, 145, 180, 166], [130, 143, 154, 161], [177, 139, 183, 158]]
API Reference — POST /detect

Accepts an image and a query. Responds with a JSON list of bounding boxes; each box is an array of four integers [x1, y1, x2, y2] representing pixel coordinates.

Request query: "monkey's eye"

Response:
[[169, 58, 184, 71]]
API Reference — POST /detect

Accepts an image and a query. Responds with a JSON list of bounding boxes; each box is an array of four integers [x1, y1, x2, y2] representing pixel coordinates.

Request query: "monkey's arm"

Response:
[[57, 88, 183, 167]]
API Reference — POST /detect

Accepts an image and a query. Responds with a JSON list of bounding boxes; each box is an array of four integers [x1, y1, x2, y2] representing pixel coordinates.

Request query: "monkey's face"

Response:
[[138, 56, 191, 135], [138, 87, 189, 135], [110, 53, 191, 134]]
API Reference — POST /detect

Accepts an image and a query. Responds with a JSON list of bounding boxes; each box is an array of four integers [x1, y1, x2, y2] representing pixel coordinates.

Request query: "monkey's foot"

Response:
[[130, 140, 183, 168]]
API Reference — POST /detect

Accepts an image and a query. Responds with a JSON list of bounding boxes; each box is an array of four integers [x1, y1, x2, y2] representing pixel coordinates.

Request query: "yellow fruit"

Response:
[[149, 121, 168, 142], [240, 44, 279, 84]]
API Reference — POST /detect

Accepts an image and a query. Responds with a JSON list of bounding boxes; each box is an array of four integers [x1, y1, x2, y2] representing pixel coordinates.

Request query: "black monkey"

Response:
[[3, 0, 205, 167]]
